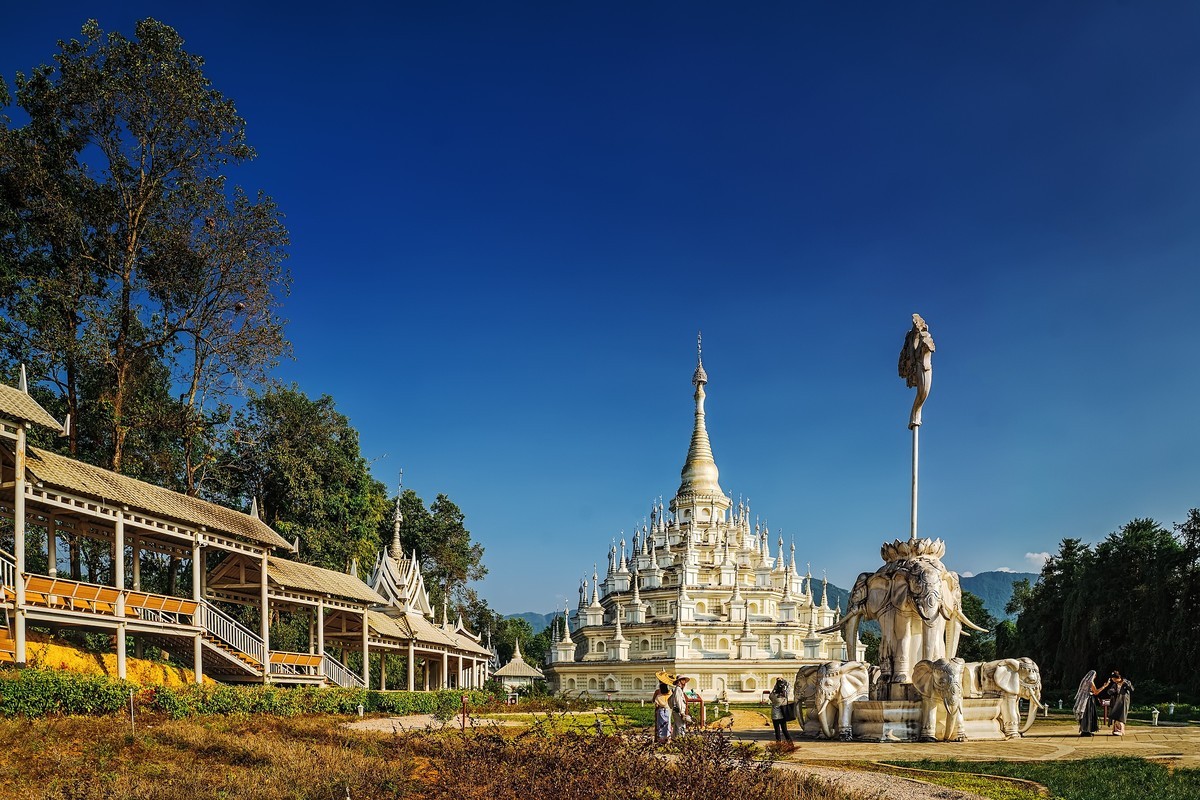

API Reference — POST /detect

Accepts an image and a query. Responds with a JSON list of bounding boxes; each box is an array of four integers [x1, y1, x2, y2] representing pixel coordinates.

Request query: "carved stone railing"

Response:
[[322, 652, 366, 688], [198, 602, 266, 666]]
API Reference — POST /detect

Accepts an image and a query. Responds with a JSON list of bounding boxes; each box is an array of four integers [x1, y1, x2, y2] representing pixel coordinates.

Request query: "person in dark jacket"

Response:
[[1101, 670, 1134, 735], [769, 678, 794, 746]]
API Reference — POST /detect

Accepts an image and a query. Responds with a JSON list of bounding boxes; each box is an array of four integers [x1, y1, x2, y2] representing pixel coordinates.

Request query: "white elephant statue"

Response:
[[794, 661, 871, 741], [962, 657, 1042, 739], [912, 657, 966, 742], [819, 538, 986, 687]]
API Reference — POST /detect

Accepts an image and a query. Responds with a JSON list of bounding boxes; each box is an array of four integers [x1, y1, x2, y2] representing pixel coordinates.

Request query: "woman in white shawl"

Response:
[[1074, 670, 1104, 736]]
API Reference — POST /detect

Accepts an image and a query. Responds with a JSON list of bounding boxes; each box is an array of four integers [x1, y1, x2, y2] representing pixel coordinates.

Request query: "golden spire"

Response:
[[676, 332, 723, 499]]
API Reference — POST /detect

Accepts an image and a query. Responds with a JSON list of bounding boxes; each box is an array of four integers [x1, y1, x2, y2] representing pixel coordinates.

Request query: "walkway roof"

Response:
[[19, 444, 292, 552]]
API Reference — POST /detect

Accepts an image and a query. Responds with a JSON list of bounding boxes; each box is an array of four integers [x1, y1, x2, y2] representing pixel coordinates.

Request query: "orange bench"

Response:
[[269, 652, 323, 668]]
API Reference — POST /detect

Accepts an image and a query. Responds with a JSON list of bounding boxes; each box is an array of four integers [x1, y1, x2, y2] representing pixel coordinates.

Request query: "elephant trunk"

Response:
[[815, 687, 837, 738], [1020, 689, 1041, 734]]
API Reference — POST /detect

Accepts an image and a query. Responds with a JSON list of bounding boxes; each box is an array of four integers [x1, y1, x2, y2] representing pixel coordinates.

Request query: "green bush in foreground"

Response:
[[0, 668, 138, 717], [0, 666, 495, 719]]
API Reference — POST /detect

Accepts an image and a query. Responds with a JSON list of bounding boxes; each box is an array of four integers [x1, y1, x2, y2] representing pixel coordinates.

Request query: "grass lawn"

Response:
[[473, 710, 635, 733], [887, 757, 1200, 800]]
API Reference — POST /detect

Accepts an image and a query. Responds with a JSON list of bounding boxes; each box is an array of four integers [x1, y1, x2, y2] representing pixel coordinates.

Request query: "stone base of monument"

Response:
[[849, 698, 1007, 742]]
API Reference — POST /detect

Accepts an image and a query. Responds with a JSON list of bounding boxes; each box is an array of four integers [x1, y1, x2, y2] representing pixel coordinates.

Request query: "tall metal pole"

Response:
[[910, 425, 919, 541]]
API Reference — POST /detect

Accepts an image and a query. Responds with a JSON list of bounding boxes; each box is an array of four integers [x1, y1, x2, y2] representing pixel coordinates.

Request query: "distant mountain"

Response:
[[503, 612, 557, 632], [961, 571, 1038, 620]]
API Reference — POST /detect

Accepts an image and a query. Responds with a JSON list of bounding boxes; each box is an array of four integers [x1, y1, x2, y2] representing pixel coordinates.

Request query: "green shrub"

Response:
[[0, 666, 494, 720], [0, 667, 136, 716]]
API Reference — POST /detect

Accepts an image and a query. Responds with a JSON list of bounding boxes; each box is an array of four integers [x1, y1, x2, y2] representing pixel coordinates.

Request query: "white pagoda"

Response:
[[544, 341, 856, 700]]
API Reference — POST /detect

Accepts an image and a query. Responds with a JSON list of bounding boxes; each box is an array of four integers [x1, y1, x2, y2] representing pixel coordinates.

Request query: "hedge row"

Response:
[[0, 667, 495, 719]]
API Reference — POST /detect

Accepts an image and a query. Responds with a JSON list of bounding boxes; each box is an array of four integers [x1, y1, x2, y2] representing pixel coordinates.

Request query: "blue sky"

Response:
[[6, 3, 1200, 613]]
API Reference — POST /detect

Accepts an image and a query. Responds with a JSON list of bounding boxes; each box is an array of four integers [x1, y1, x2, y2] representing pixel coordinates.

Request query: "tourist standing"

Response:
[[768, 677, 794, 747], [1102, 671, 1134, 736], [670, 676, 694, 737], [1074, 670, 1103, 736], [652, 681, 673, 743]]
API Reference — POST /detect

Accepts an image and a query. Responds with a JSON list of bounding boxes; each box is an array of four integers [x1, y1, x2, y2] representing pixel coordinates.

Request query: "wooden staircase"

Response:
[[0, 612, 14, 665]]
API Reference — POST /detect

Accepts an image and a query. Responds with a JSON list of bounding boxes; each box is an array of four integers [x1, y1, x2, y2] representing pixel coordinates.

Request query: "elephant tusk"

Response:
[[817, 611, 859, 636], [957, 609, 989, 633]]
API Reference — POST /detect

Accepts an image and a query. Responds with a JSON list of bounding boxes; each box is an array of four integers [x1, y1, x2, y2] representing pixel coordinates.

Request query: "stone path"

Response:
[[727, 708, 1200, 767], [347, 709, 1199, 800]]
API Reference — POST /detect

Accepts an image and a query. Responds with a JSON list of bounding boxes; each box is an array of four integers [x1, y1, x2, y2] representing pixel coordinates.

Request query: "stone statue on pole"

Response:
[[898, 314, 934, 542], [898, 313, 935, 430]]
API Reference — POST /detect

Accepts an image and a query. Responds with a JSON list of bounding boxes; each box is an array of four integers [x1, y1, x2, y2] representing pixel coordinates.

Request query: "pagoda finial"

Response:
[[677, 334, 721, 499], [512, 637, 523, 662], [391, 470, 404, 561], [821, 570, 829, 608], [249, 496, 260, 520], [18, 364, 28, 394], [561, 604, 574, 644]]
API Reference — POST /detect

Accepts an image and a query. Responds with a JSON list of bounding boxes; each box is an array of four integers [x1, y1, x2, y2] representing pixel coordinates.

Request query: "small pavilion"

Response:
[[492, 639, 545, 693]]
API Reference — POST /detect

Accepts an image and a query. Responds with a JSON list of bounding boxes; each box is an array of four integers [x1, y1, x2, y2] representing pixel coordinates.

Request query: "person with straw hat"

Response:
[[670, 675, 695, 737], [652, 674, 674, 743]]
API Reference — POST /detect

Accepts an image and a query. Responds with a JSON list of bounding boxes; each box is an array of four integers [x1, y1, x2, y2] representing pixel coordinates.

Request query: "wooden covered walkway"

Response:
[[0, 378, 491, 690]]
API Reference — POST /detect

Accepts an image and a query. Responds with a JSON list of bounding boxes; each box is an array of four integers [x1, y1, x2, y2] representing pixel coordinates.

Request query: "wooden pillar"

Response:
[[380, 652, 387, 691], [47, 524, 57, 578], [132, 537, 143, 658], [191, 536, 202, 602], [259, 554, 268, 642], [442, 650, 449, 690], [361, 609, 370, 686], [13, 425, 27, 666], [423, 658, 429, 691], [407, 641, 416, 692], [191, 535, 203, 680], [316, 600, 325, 681], [307, 614, 315, 655], [115, 512, 126, 680], [194, 634, 204, 684]]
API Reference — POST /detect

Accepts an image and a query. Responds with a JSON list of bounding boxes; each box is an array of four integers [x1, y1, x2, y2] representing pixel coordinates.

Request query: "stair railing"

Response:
[[198, 602, 266, 666], [0, 549, 15, 590], [322, 652, 366, 688]]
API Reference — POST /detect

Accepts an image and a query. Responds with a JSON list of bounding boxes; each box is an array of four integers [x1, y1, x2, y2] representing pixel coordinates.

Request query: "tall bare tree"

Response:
[[0, 18, 290, 484]]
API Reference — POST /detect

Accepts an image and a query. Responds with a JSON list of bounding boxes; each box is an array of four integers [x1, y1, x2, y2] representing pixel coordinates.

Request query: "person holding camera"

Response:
[[1102, 670, 1134, 736], [769, 677, 794, 747]]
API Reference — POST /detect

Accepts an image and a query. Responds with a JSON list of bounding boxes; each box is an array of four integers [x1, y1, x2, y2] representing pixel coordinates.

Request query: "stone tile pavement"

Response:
[[728, 709, 1200, 768]]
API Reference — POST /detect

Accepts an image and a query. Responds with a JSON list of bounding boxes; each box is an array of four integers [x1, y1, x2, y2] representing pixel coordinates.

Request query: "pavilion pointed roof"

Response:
[[0, 379, 63, 432], [494, 638, 545, 679]]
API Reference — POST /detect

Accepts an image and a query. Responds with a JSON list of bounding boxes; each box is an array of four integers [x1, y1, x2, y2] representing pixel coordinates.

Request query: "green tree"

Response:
[[388, 488, 487, 613], [1173, 510, 1200, 694], [955, 591, 997, 663], [858, 628, 880, 664], [221, 386, 388, 572], [993, 619, 1019, 659], [0, 18, 290, 480], [495, 617, 535, 665]]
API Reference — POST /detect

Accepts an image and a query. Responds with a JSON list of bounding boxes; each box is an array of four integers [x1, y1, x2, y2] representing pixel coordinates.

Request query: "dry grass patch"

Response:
[[0, 714, 859, 800]]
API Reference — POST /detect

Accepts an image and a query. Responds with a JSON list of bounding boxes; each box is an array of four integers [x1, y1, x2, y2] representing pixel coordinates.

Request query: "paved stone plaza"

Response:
[[728, 709, 1200, 768]]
